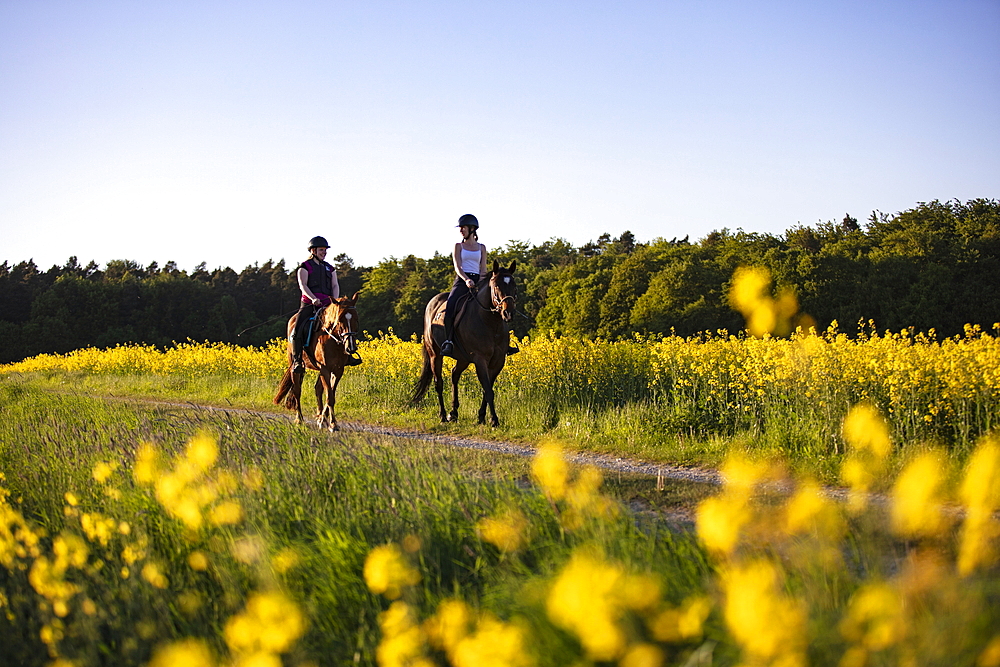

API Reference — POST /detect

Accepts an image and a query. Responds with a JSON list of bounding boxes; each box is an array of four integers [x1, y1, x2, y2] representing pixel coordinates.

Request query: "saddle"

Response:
[[432, 291, 476, 329]]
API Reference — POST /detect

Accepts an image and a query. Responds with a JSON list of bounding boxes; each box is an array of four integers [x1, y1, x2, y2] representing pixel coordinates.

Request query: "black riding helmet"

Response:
[[456, 214, 479, 229], [308, 236, 330, 249]]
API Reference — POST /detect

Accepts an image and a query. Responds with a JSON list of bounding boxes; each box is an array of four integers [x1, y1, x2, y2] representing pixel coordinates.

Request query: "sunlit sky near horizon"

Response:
[[2, 1, 998, 272]]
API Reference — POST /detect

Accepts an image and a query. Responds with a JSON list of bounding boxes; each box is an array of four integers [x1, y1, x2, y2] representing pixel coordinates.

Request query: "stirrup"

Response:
[[344, 353, 363, 366], [440, 340, 456, 358], [506, 346, 519, 356], [291, 358, 305, 373]]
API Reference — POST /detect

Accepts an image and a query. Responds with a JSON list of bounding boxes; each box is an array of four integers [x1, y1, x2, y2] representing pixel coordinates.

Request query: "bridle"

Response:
[[474, 272, 516, 319], [321, 303, 360, 354]]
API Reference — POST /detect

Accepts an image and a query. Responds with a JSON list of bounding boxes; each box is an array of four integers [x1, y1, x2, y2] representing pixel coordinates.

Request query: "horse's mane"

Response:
[[318, 297, 352, 329]]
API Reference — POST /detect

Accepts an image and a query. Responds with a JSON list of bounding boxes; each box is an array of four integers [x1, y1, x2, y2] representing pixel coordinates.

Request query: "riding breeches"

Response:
[[444, 273, 479, 331]]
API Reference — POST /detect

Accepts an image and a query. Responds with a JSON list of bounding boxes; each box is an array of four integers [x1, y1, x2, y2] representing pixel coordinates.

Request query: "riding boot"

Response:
[[290, 333, 305, 373], [440, 317, 456, 358]]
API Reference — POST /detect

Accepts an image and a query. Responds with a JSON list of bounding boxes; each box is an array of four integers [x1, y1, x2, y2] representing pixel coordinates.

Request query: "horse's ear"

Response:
[[508, 260, 517, 274], [492, 259, 500, 274], [351, 291, 360, 303]]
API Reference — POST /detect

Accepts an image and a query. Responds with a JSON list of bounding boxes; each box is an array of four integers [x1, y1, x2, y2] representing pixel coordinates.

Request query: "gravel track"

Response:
[[121, 397, 723, 487]]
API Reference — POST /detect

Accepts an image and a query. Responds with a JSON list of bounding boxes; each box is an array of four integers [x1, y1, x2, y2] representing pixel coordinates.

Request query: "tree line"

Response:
[[1, 199, 997, 364]]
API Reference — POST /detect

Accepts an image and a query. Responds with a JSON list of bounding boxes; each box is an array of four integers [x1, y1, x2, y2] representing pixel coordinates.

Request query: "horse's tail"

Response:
[[411, 343, 433, 404], [273, 366, 298, 410]]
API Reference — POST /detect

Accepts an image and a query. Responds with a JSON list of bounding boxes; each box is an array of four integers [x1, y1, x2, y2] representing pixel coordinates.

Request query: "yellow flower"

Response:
[[890, 450, 947, 539], [696, 493, 749, 556], [477, 508, 528, 553], [271, 547, 300, 574], [839, 583, 905, 651], [979, 635, 1000, 667], [546, 550, 654, 661], [92, 461, 118, 484], [224, 592, 305, 656], [186, 431, 218, 471], [133, 442, 161, 484], [188, 551, 209, 571], [450, 615, 534, 667], [142, 562, 169, 589], [209, 501, 243, 526], [958, 437, 1000, 575], [531, 442, 568, 501], [783, 481, 843, 540], [148, 638, 216, 667], [722, 560, 806, 664], [364, 544, 421, 600], [425, 599, 472, 653], [375, 601, 428, 667], [649, 596, 712, 643], [620, 643, 664, 667], [842, 403, 892, 459]]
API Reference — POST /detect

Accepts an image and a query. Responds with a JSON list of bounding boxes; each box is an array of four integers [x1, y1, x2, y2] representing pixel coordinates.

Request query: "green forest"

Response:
[[1, 198, 997, 364]]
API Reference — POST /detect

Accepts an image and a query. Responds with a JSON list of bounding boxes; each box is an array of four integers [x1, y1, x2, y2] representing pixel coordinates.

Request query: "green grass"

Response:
[[3, 378, 1000, 666], [0, 381, 716, 666]]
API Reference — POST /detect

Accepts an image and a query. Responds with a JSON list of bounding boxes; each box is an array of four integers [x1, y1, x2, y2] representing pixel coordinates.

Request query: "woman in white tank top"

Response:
[[441, 214, 486, 357]]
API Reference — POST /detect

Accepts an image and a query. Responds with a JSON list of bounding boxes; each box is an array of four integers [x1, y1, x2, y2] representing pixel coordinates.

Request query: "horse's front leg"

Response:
[[472, 360, 499, 427], [291, 371, 306, 424], [324, 369, 343, 432], [449, 360, 470, 422], [431, 349, 448, 423], [314, 375, 325, 420], [315, 370, 333, 430]]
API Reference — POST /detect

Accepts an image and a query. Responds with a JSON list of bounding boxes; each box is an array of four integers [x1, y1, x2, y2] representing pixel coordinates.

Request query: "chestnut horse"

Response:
[[273, 293, 360, 431], [412, 261, 517, 426]]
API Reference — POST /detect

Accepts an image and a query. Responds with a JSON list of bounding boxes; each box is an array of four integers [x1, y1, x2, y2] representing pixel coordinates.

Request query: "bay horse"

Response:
[[412, 261, 517, 426], [273, 293, 361, 431]]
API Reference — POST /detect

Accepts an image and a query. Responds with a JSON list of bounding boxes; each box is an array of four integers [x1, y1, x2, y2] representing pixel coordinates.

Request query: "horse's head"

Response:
[[319, 292, 361, 355], [488, 260, 518, 322]]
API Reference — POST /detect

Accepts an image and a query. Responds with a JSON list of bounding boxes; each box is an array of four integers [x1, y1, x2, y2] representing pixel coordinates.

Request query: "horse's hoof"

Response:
[[329, 424, 339, 432]]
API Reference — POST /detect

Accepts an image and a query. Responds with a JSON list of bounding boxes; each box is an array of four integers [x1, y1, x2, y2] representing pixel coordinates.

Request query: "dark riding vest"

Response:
[[301, 259, 335, 305]]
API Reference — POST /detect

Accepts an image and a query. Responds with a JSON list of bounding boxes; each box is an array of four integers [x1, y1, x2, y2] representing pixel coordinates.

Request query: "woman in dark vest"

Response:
[[290, 236, 340, 372]]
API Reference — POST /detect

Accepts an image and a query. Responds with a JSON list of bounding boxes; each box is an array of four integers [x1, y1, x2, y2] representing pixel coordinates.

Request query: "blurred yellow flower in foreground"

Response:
[[843, 403, 892, 459], [376, 601, 432, 667], [841, 403, 893, 512], [148, 638, 216, 667], [531, 442, 567, 501], [649, 596, 712, 643], [958, 436, 1000, 576], [891, 450, 947, 539], [92, 461, 118, 484], [546, 549, 658, 661], [728, 266, 799, 337], [364, 544, 421, 600], [839, 582, 906, 652], [224, 591, 305, 656], [722, 560, 806, 666], [477, 508, 528, 553], [142, 562, 169, 589]]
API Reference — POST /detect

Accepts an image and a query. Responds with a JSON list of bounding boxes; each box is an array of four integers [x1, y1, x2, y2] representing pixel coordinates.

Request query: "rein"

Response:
[[469, 279, 516, 315]]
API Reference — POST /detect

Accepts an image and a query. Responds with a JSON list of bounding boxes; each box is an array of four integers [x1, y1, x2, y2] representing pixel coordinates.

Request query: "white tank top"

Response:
[[461, 246, 482, 274]]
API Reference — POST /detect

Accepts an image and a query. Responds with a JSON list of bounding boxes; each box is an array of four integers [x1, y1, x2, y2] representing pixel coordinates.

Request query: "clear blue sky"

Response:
[[2, 1, 997, 271]]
